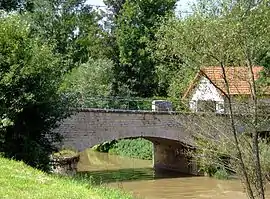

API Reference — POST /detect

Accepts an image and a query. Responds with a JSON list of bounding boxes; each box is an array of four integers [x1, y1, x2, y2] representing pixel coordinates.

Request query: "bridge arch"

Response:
[[57, 109, 193, 152], [56, 108, 270, 175], [56, 109, 200, 174]]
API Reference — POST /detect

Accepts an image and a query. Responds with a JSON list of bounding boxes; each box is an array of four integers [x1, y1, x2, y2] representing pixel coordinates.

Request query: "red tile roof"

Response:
[[183, 66, 264, 98]]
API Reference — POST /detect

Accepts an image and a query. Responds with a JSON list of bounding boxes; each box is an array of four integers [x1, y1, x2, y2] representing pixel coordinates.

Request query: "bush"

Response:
[[192, 135, 270, 182], [0, 14, 69, 171], [92, 140, 117, 153], [61, 59, 114, 108], [109, 138, 153, 160], [214, 168, 229, 180]]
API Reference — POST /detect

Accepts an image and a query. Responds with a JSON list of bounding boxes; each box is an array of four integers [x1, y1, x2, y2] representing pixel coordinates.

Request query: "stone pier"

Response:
[[149, 138, 198, 175]]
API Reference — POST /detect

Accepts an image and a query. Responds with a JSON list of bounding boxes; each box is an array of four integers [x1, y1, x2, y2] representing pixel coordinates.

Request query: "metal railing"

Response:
[[72, 96, 187, 111], [71, 95, 270, 115]]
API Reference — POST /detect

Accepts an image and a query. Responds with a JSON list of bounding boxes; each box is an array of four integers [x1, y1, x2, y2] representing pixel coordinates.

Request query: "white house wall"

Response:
[[189, 77, 224, 113]]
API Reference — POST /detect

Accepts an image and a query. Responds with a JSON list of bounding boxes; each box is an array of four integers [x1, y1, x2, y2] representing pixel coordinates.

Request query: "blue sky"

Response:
[[86, 0, 194, 12]]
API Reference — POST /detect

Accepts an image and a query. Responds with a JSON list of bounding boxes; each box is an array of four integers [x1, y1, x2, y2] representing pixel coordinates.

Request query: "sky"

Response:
[[86, 0, 194, 13]]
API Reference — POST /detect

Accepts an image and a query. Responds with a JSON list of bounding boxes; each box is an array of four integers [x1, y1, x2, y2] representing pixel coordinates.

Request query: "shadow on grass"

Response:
[[73, 167, 195, 185]]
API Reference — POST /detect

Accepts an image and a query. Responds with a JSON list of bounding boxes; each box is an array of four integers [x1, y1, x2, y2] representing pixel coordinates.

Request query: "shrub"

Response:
[[0, 14, 69, 171], [109, 138, 153, 160], [214, 168, 230, 180]]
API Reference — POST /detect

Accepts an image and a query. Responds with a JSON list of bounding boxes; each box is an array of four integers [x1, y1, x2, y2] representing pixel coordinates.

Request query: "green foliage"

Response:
[[61, 58, 157, 110], [154, 15, 210, 98], [0, 157, 135, 199], [166, 66, 197, 99], [0, 14, 69, 171], [104, 0, 126, 16], [214, 168, 229, 180], [192, 137, 224, 177], [154, 0, 270, 98], [115, 0, 177, 97], [192, 135, 270, 181], [61, 59, 114, 107], [109, 138, 153, 160], [156, 2, 270, 198], [62, 59, 168, 109], [2, 0, 108, 67], [92, 140, 117, 153], [152, 17, 195, 97], [93, 138, 153, 160], [0, 0, 34, 12], [28, 0, 109, 68]]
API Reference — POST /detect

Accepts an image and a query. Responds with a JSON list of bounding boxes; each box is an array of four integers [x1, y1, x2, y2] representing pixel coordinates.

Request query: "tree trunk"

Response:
[[220, 63, 255, 199], [247, 60, 265, 199]]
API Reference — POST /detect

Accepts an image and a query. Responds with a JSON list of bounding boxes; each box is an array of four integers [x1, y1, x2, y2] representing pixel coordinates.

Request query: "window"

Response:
[[197, 100, 216, 112]]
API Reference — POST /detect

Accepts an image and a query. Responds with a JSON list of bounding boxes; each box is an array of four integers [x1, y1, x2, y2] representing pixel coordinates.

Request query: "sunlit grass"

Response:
[[0, 157, 135, 199]]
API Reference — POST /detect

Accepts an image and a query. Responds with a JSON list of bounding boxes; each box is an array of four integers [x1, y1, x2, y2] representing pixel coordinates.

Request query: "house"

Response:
[[182, 66, 267, 113]]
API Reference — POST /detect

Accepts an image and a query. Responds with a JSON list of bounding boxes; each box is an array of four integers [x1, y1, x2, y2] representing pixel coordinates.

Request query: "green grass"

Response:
[[109, 138, 153, 160], [0, 157, 135, 199]]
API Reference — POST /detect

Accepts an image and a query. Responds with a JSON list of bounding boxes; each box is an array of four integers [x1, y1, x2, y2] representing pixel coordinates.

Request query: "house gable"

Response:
[[190, 77, 224, 102], [183, 66, 269, 113], [189, 77, 225, 113], [183, 66, 265, 99]]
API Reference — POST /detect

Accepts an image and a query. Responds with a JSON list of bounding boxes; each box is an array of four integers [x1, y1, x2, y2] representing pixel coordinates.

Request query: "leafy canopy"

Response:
[[0, 14, 69, 171], [115, 0, 177, 97]]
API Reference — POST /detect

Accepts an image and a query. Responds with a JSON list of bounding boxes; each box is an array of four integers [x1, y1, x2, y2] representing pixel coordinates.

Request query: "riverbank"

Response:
[[94, 138, 153, 160], [0, 157, 135, 199]]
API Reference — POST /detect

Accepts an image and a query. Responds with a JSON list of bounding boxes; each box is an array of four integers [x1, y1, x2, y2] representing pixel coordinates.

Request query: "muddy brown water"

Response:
[[77, 149, 270, 199]]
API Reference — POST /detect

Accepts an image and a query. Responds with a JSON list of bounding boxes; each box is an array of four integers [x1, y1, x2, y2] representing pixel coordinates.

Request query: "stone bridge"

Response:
[[56, 108, 270, 175]]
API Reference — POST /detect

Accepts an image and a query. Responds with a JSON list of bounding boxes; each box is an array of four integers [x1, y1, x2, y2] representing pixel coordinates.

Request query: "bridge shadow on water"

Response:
[[75, 168, 195, 185]]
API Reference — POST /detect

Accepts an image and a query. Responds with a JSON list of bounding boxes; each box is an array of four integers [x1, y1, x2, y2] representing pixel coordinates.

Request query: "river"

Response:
[[77, 149, 268, 199]]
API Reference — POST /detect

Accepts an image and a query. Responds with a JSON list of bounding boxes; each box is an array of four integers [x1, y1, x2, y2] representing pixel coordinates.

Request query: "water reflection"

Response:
[[77, 149, 192, 183], [78, 149, 152, 172], [77, 149, 269, 199]]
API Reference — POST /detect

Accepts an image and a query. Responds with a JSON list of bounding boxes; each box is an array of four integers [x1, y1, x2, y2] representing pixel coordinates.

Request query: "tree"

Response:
[[115, 0, 177, 97], [0, 14, 69, 171], [104, 0, 126, 17], [154, 0, 270, 198], [153, 17, 197, 98], [2, 0, 110, 66], [0, 0, 34, 12], [61, 58, 114, 107], [101, 0, 128, 97], [28, 0, 108, 68]]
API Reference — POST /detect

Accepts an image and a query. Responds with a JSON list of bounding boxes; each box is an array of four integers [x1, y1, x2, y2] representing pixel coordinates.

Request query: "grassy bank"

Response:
[[0, 157, 135, 199], [94, 138, 153, 160], [109, 138, 153, 160]]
